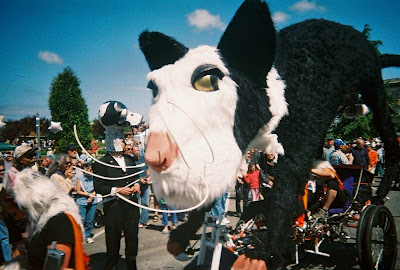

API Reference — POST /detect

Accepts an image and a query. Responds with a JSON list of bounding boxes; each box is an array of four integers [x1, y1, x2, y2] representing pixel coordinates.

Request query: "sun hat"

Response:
[[13, 145, 37, 160]]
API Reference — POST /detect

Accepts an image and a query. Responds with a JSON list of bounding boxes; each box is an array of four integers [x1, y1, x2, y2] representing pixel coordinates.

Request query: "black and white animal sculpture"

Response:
[[98, 101, 143, 152], [139, 0, 400, 267]]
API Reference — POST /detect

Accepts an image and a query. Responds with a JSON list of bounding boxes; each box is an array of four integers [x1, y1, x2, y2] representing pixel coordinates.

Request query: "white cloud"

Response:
[[272, 11, 291, 24], [187, 9, 226, 31], [38, 51, 63, 64], [290, 0, 326, 13]]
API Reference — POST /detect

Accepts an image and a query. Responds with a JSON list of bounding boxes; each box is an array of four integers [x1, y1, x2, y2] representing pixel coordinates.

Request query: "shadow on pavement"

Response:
[[89, 253, 127, 270]]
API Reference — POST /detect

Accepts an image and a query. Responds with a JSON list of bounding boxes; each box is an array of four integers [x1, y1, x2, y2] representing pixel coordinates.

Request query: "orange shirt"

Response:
[[368, 150, 378, 167]]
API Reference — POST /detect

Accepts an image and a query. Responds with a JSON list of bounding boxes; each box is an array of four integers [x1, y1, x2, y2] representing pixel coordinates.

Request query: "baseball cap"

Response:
[[334, 139, 345, 147], [13, 145, 37, 160]]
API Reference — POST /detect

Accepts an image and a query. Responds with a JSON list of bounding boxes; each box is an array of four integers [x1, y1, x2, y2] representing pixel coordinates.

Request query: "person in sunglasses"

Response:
[[46, 154, 74, 194], [5, 145, 37, 188]]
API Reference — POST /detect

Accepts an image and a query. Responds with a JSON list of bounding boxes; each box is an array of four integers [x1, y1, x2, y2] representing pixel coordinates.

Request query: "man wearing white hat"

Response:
[[5, 145, 37, 186]]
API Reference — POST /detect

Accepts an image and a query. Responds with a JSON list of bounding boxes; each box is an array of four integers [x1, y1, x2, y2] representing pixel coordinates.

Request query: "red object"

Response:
[[243, 170, 260, 189]]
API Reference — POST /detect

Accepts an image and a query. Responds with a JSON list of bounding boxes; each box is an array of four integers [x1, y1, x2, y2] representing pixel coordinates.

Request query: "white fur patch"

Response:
[[146, 46, 242, 208], [8, 169, 83, 238], [248, 67, 288, 156]]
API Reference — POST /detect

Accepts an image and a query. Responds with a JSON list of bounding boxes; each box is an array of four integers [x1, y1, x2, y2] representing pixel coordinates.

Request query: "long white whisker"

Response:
[[78, 171, 141, 198], [74, 166, 144, 181], [116, 176, 209, 213], [73, 125, 144, 169], [79, 168, 209, 213], [154, 106, 190, 169], [166, 101, 215, 164]]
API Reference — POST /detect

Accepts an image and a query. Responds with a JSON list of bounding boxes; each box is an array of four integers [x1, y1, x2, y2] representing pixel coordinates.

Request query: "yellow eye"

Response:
[[193, 74, 219, 92], [191, 65, 224, 92]]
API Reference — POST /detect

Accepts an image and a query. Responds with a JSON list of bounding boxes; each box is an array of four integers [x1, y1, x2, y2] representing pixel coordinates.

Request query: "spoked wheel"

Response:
[[357, 205, 376, 266], [359, 205, 397, 269]]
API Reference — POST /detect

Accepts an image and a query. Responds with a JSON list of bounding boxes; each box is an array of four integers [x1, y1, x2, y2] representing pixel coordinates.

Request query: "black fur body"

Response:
[[265, 18, 400, 260], [139, 0, 400, 266]]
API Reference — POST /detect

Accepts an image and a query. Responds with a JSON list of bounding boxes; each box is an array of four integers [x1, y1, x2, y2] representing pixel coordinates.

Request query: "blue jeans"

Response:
[[78, 203, 97, 239], [159, 204, 177, 226], [211, 189, 229, 217], [0, 220, 11, 262], [139, 187, 150, 224]]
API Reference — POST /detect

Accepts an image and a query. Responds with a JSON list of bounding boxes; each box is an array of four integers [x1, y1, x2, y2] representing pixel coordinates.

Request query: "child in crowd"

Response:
[[244, 162, 261, 201], [76, 163, 97, 243]]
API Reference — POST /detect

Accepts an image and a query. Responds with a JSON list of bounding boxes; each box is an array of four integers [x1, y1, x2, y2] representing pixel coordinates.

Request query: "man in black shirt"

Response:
[[351, 138, 370, 168], [351, 138, 373, 204]]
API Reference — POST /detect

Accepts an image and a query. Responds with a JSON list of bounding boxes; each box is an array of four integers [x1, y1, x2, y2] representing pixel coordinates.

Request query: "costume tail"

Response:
[[381, 54, 400, 68]]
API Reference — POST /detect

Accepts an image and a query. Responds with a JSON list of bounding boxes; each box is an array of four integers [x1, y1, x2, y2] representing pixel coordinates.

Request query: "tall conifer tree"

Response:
[[48, 67, 92, 152]]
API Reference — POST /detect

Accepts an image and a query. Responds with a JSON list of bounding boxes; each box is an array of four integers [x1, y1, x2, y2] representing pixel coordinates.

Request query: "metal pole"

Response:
[[36, 114, 40, 161]]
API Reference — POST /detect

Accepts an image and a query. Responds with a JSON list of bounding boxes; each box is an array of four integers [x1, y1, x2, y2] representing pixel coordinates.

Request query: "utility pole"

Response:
[[36, 113, 40, 161]]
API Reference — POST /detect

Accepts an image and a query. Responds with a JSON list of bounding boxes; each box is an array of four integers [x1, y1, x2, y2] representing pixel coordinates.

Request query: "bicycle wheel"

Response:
[[362, 205, 397, 269], [356, 205, 375, 267]]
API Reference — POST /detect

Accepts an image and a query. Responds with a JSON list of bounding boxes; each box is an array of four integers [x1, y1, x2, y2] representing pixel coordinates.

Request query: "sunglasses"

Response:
[[23, 154, 36, 159], [0, 169, 4, 172], [124, 148, 133, 151], [66, 162, 72, 166]]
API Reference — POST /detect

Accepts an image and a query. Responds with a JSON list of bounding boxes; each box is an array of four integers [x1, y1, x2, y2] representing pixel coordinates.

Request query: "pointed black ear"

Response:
[[217, 0, 276, 85], [139, 31, 189, 71]]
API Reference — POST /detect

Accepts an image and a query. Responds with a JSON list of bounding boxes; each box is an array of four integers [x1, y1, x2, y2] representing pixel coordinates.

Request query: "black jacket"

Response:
[[93, 153, 139, 196]]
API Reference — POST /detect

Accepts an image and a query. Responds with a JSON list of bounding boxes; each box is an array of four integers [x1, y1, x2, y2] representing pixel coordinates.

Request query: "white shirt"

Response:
[[112, 154, 126, 172], [106, 153, 138, 201]]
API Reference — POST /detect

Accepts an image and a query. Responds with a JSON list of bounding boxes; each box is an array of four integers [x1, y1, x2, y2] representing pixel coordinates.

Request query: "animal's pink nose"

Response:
[[145, 132, 178, 172]]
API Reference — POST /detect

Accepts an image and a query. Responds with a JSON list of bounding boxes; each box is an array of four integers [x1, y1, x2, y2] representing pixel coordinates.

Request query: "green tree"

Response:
[[385, 80, 400, 131], [328, 113, 378, 141], [91, 119, 105, 140], [48, 67, 92, 152]]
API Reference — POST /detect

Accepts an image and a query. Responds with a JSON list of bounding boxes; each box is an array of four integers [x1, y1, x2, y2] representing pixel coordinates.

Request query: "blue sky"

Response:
[[1, 0, 399, 122]]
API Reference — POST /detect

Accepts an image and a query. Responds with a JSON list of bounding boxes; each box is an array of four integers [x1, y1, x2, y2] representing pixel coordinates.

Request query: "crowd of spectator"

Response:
[[322, 137, 385, 177], [233, 136, 388, 220], [0, 131, 393, 267], [0, 126, 171, 268]]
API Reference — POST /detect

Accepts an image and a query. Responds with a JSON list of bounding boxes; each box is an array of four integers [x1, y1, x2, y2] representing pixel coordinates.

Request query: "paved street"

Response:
[[83, 177, 400, 269]]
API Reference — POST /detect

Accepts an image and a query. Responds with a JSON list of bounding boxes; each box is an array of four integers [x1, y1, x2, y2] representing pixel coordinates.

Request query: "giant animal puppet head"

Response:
[[98, 101, 143, 152], [140, 0, 288, 208]]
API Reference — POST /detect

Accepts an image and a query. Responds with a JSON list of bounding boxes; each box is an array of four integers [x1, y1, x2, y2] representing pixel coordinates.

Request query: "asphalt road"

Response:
[[83, 177, 400, 270]]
